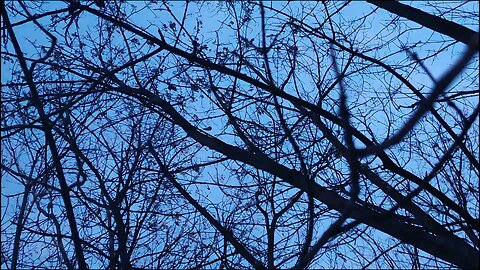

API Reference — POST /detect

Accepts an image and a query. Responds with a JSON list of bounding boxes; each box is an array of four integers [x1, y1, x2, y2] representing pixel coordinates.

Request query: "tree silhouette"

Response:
[[1, 1, 478, 269]]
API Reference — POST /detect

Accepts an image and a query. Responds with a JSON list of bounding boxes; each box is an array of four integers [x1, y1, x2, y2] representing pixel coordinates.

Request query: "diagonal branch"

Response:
[[110, 80, 478, 269], [148, 143, 267, 270], [367, 1, 479, 46], [1, 8, 88, 269]]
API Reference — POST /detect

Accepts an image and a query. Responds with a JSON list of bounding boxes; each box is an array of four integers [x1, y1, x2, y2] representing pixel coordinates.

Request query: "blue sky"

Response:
[[2, 1, 478, 268]]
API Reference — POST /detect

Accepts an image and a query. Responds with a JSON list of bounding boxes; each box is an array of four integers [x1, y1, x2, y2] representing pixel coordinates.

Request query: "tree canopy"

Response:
[[1, 1, 479, 269]]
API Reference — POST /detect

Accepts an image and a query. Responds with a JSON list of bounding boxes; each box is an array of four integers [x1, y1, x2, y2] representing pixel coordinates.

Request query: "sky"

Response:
[[1, 1, 478, 268]]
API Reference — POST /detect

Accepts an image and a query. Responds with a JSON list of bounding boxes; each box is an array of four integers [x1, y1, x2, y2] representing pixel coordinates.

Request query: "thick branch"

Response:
[[114, 82, 478, 269], [367, 0, 479, 46]]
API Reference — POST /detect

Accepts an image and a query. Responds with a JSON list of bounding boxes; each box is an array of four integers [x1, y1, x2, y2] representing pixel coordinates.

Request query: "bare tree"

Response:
[[1, 1, 478, 269]]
